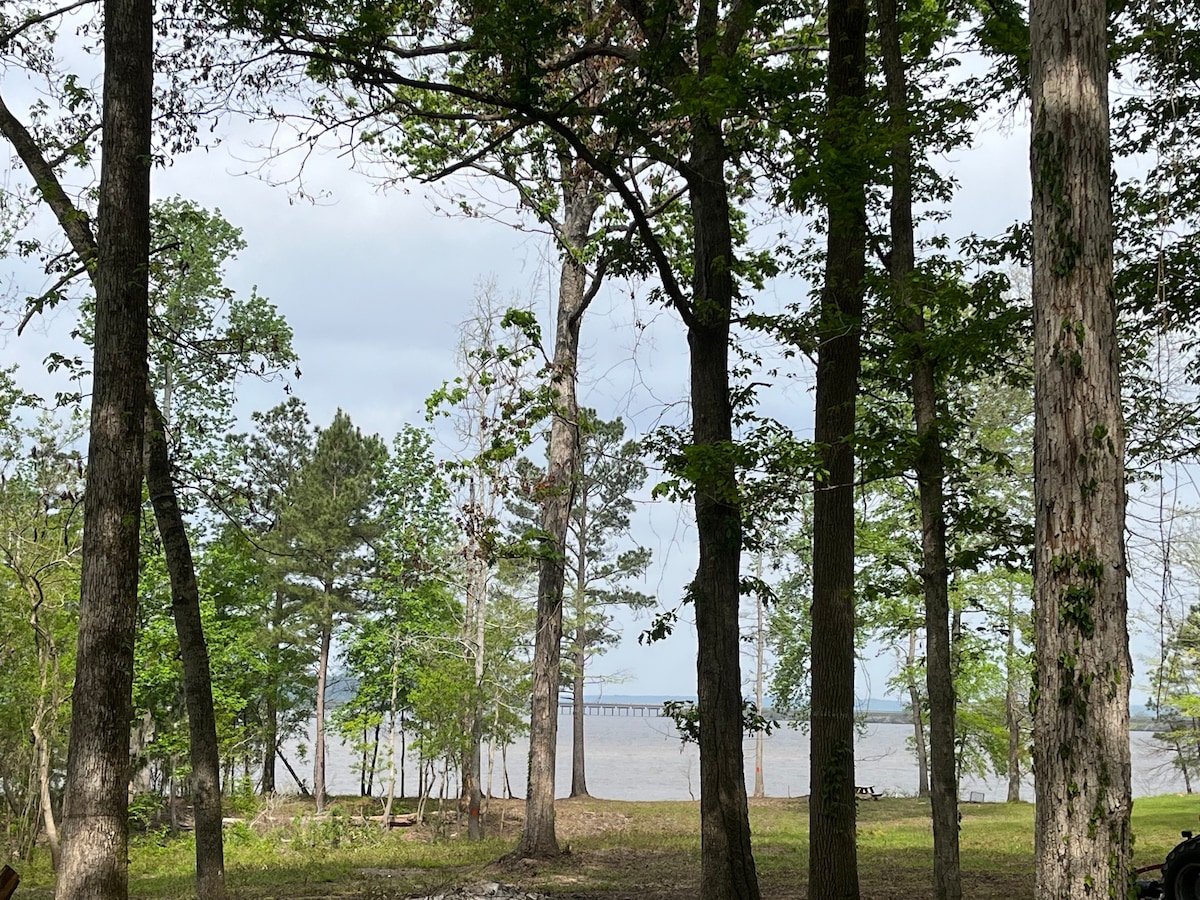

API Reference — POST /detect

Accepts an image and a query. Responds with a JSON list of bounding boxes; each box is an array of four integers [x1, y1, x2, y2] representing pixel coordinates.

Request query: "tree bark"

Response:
[[1030, 0, 1131, 891], [144, 392, 227, 900], [905, 630, 930, 799], [31, 674, 62, 871], [753, 574, 765, 800], [809, 0, 867, 894], [54, 0, 152, 895], [569, 458, 592, 799], [314, 598, 332, 813], [1005, 611, 1022, 802], [261, 590, 283, 794], [570, 612, 588, 797], [463, 483, 487, 841], [516, 164, 599, 858], [877, 0, 960, 895], [690, 115, 759, 900]]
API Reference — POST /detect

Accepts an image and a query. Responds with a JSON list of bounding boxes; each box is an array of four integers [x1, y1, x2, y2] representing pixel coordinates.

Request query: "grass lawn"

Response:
[[8, 793, 1200, 899]]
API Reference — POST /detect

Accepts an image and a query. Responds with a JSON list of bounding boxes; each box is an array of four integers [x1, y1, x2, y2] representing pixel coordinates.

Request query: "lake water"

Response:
[[282, 712, 1191, 803]]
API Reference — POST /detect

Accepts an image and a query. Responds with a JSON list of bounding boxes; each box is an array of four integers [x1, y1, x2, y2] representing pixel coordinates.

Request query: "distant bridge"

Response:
[[558, 701, 668, 717]]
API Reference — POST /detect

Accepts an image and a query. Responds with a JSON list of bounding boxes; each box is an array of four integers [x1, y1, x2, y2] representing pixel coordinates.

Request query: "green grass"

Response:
[[8, 793, 1200, 899]]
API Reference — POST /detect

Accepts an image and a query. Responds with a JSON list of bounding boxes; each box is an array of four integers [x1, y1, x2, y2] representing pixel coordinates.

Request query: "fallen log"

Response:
[[360, 813, 420, 828]]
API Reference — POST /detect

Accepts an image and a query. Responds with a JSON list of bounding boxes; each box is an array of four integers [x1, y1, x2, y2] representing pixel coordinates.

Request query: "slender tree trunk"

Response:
[[27, 597, 63, 870], [32, 711, 61, 871], [516, 167, 599, 858], [905, 630, 930, 799], [144, 392, 226, 900], [261, 590, 283, 794], [570, 612, 589, 797], [876, 2, 960, 894], [690, 117, 759, 900], [809, 0, 867, 896], [1030, 0, 1131, 890], [1005, 612, 1023, 802], [384, 650, 400, 821], [278, 749, 309, 796], [465, 718, 484, 839], [54, 2, 152, 896], [315, 600, 332, 813], [753, 561, 765, 799], [463, 495, 487, 841]]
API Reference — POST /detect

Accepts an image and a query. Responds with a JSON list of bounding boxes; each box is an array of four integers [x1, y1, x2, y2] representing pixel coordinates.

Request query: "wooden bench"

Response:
[[855, 785, 882, 801], [0, 864, 19, 900]]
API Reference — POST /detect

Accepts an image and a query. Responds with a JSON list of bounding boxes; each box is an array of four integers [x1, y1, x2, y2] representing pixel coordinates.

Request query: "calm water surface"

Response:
[[283, 713, 1188, 802]]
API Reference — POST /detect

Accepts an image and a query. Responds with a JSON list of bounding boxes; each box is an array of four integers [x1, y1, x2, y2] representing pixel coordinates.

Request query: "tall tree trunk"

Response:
[[314, 600, 332, 813], [54, 0, 152, 895], [35, 721, 61, 869], [1005, 611, 1022, 802], [809, 0, 867, 895], [463, 497, 486, 841], [1030, 0, 1131, 890], [570, 611, 589, 797], [905, 629, 930, 799], [877, 1, 960, 895], [28, 594, 63, 870], [753, 573, 765, 800], [516, 166, 599, 858], [144, 392, 226, 900], [690, 116, 759, 900], [261, 590, 283, 794], [569, 502, 589, 799]]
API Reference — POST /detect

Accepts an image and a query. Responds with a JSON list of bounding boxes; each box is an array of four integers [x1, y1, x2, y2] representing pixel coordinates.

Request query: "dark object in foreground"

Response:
[[1137, 830, 1200, 898], [0, 864, 19, 899]]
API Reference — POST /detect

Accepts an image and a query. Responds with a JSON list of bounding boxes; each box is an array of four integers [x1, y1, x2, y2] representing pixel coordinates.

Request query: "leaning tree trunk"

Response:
[[54, 0, 152, 895], [809, 0, 867, 896], [877, 0, 960, 895], [144, 392, 227, 900], [516, 164, 599, 858], [1030, 0, 1131, 891], [690, 118, 759, 900]]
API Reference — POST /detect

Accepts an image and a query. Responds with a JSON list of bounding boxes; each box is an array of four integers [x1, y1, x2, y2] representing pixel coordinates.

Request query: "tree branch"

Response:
[[0, 0, 98, 49], [0, 91, 98, 269], [17, 262, 88, 336], [278, 43, 695, 322]]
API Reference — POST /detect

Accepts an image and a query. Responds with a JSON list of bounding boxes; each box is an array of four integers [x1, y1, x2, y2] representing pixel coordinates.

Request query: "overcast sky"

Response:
[[6, 44, 1176, 708]]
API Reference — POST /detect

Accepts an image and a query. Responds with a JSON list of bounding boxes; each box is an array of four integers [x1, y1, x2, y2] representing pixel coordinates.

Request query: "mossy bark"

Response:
[[1030, 0, 1131, 892]]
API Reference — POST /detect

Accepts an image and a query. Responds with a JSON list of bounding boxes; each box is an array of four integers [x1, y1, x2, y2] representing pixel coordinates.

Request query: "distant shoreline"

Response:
[[584, 696, 1167, 733]]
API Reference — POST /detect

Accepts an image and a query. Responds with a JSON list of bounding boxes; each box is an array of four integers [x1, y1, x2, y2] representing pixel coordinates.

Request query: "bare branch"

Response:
[[16, 262, 88, 336], [0, 0, 98, 49], [274, 42, 695, 321]]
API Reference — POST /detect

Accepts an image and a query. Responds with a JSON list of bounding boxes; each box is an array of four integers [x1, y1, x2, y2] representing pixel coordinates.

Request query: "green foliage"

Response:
[[662, 699, 777, 746], [1147, 601, 1200, 786], [510, 412, 654, 690], [766, 521, 817, 722], [0, 404, 81, 857], [334, 424, 460, 793]]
